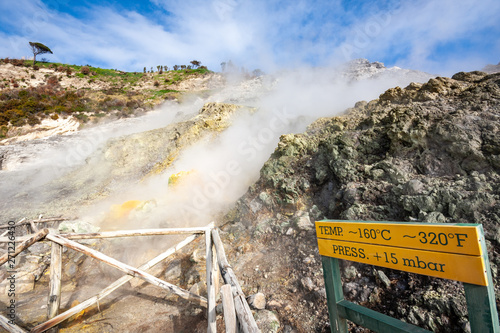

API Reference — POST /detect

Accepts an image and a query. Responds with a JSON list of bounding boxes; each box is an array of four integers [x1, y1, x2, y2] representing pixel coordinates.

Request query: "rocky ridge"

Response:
[[216, 71, 500, 332], [482, 62, 500, 74], [340, 58, 435, 84]]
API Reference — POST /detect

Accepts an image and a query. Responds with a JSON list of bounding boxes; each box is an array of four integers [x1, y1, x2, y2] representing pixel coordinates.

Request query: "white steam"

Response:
[[76, 64, 434, 231], [0, 63, 433, 231]]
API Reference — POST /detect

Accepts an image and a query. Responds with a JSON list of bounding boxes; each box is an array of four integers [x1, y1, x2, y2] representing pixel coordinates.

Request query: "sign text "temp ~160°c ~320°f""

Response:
[[315, 220, 488, 286]]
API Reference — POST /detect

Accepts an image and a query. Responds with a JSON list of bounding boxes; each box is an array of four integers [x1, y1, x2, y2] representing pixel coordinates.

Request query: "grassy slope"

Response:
[[0, 58, 212, 138]]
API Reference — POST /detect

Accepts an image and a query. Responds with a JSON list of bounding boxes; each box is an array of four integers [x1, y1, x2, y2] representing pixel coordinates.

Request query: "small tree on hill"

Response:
[[190, 60, 201, 69], [29, 42, 53, 65]]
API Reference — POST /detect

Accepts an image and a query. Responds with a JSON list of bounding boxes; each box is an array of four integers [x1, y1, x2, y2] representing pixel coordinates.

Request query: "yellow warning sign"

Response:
[[316, 220, 488, 286]]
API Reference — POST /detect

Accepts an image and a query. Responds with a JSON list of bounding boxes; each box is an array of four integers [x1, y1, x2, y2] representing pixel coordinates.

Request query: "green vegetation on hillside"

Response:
[[0, 58, 213, 138]]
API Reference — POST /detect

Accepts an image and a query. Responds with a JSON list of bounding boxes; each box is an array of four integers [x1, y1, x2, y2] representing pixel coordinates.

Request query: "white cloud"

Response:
[[330, 0, 500, 74], [0, 0, 499, 74]]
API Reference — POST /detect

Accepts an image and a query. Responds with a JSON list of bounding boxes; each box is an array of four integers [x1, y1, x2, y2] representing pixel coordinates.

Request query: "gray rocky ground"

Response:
[[222, 70, 500, 332]]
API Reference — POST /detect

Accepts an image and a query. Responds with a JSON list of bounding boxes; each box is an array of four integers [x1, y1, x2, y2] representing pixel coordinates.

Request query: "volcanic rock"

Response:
[[254, 309, 280, 333], [222, 71, 500, 332]]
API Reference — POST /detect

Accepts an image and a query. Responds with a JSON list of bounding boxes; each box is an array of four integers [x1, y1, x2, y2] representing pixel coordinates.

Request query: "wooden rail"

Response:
[[0, 224, 262, 333], [0, 218, 66, 230], [206, 227, 217, 333], [46, 243, 62, 333], [60, 227, 208, 239], [0, 314, 27, 333], [0, 229, 49, 265], [30, 230, 203, 333], [212, 229, 260, 333], [221, 284, 237, 333], [0, 226, 208, 243]]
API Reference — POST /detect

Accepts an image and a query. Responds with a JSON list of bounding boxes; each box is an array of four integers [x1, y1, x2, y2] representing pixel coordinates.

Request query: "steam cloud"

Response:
[[0, 63, 435, 270], [1, 64, 431, 229]]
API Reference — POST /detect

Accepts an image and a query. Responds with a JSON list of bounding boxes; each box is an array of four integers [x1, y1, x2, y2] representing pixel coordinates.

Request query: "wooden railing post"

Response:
[[47, 242, 62, 333], [221, 284, 237, 333], [206, 228, 217, 333], [212, 229, 260, 333]]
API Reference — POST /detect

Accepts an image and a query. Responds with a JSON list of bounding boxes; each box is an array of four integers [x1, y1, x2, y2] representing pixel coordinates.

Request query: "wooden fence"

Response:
[[0, 219, 261, 333]]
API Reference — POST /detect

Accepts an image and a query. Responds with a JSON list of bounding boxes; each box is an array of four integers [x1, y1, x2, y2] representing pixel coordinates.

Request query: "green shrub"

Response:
[[0, 113, 9, 126], [46, 75, 58, 86], [73, 103, 87, 112], [74, 113, 89, 122], [27, 115, 40, 126], [80, 66, 90, 75], [11, 117, 26, 126], [0, 126, 8, 138], [52, 105, 67, 114], [6, 109, 25, 119], [22, 99, 46, 114], [64, 91, 79, 102], [11, 59, 24, 66]]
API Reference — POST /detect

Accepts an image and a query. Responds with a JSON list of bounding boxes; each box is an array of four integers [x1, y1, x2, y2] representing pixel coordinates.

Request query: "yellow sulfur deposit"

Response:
[[168, 170, 195, 187], [109, 200, 143, 219], [69, 299, 86, 322]]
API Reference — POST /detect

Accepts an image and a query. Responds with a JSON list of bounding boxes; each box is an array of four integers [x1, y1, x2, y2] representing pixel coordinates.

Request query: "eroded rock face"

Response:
[[482, 62, 500, 74], [223, 72, 500, 332], [98, 101, 244, 179], [0, 102, 245, 219], [341, 58, 434, 84]]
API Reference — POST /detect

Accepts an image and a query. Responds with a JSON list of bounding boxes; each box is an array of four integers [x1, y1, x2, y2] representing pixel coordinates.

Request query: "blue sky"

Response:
[[0, 0, 499, 75]]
